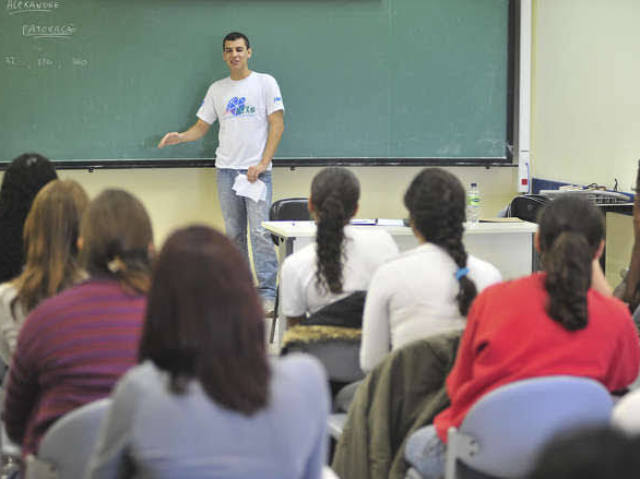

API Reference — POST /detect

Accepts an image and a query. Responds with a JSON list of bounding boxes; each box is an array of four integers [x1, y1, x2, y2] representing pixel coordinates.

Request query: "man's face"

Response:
[[223, 38, 252, 73]]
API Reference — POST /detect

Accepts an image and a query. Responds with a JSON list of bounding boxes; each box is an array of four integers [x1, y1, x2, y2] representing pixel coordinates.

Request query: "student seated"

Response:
[[87, 226, 330, 479], [405, 195, 640, 478], [0, 180, 89, 365], [280, 167, 398, 326], [0, 153, 57, 284], [3, 189, 153, 457], [360, 168, 501, 372]]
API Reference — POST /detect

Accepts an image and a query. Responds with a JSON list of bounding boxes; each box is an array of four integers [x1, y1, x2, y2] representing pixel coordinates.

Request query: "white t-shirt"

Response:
[[360, 242, 502, 372], [280, 226, 399, 317], [196, 72, 284, 169]]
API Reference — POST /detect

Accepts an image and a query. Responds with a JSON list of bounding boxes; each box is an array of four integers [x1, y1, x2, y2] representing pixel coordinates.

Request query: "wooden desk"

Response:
[[263, 220, 539, 280]]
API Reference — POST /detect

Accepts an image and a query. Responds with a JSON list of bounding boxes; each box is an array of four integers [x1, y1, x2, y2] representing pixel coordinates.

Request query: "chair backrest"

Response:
[[27, 398, 111, 479], [506, 194, 549, 223], [269, 197, 311, 222], [286, 340, 365, 383], [269, 197, 311, 245], [456, 376, 613, 478]]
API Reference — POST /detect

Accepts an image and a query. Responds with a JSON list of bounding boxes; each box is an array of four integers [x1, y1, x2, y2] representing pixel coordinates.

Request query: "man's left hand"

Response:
[[247, 163, 267, 182]]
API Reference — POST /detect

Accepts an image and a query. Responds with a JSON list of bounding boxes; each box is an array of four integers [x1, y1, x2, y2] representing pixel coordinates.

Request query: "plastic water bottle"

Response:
[[467, 182, 480, 226]]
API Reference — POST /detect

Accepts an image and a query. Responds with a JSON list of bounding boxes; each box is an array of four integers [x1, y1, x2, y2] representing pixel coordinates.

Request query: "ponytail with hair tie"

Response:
[[80, 189, 154, 295], [455, 267, 469, 281], [107, 256, 127, 274], [404, 168, 478, 316]]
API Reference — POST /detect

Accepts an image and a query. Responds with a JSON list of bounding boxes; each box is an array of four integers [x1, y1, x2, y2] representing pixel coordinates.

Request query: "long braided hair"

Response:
[[404, 168, 477, 316], [538, 195, 604, 331], [311, 167, 359, 294]]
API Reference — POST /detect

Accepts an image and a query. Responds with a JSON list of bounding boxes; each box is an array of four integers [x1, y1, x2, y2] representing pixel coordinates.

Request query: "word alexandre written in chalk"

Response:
[[6, 0, 61, 13], [22, 23, 76, 38]]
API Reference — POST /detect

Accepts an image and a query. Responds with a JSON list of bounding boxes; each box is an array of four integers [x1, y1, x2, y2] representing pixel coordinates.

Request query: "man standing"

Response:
[[159, 32, 284, 313]]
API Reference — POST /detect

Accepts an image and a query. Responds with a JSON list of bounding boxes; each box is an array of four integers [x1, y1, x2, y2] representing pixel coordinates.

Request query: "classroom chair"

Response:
[[284, 339, 364, 385], [505, 194, 549, 223], [281, 292, 366, 397], [25, 398, 111, 479], [268, 197, 310, 245], [268, 197, 310, 342], [406, 376, 613, 479], [0, 360, 22, 477], [1, 422, 21, 478]]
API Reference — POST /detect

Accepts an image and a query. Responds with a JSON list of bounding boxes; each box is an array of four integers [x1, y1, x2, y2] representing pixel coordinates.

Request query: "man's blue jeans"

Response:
[[216, 168, 277, 301]]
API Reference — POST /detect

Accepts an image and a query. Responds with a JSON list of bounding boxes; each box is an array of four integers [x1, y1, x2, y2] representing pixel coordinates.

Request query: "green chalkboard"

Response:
[[0, 0, 511, 165]]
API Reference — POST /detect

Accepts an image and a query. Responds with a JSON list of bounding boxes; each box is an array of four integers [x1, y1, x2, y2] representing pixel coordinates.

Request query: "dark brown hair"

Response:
[[0, 153, 57, 283], [311, 167, 360, 294], [538, 195, 604, 330], [404, 168, 477, 316], [13, 180, 89, 313], [79, 189, 153, 294], [139, 225, 270, 415]]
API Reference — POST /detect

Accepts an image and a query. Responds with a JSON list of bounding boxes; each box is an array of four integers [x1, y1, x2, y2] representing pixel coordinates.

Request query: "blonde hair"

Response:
[[12, 180, 89, 313]]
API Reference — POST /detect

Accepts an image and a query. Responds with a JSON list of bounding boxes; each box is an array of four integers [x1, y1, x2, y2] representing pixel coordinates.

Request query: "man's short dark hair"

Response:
[[222, 32, 250, 50]]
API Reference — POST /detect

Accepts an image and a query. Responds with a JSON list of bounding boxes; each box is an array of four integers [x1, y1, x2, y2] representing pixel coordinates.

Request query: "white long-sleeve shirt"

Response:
[[360, 243, 502, 372]]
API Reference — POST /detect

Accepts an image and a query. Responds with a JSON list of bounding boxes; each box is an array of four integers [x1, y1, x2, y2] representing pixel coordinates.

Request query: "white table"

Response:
[[263, 220, 539, 280]]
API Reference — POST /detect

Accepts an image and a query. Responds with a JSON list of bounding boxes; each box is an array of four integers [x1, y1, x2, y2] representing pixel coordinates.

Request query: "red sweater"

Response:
[[3, 279, 145, 455], [434, 273, 640, 442]]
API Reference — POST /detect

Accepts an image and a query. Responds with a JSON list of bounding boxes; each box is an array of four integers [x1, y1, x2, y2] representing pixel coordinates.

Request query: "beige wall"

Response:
[[0, 165, 516, 247], [532, 0, 640, 190], [532, 0, 640, 285]]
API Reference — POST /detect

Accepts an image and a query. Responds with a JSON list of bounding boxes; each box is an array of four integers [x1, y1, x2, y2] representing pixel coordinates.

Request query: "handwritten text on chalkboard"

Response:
[[6, 1, 61, 14], [5, 55, 88, 68], [22, 24, 75, 38]]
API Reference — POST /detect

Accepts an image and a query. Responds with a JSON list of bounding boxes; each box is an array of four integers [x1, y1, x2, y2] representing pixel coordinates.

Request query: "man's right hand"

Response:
[[158, 132, 182, 148]]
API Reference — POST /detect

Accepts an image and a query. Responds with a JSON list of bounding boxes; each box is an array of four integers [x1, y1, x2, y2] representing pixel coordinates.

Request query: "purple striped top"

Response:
[[3, 278, 145, 456]]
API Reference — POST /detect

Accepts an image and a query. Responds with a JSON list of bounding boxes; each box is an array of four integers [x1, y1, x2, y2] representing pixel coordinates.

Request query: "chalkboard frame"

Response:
[[1, 0, 518, 171], [28, 156, 519, 172]]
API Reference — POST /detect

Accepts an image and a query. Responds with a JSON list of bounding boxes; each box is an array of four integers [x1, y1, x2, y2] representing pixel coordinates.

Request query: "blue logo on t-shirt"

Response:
[[274, 97, 282, 103], [225, 97, 256, 117], [226, 97, 246, 116]]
